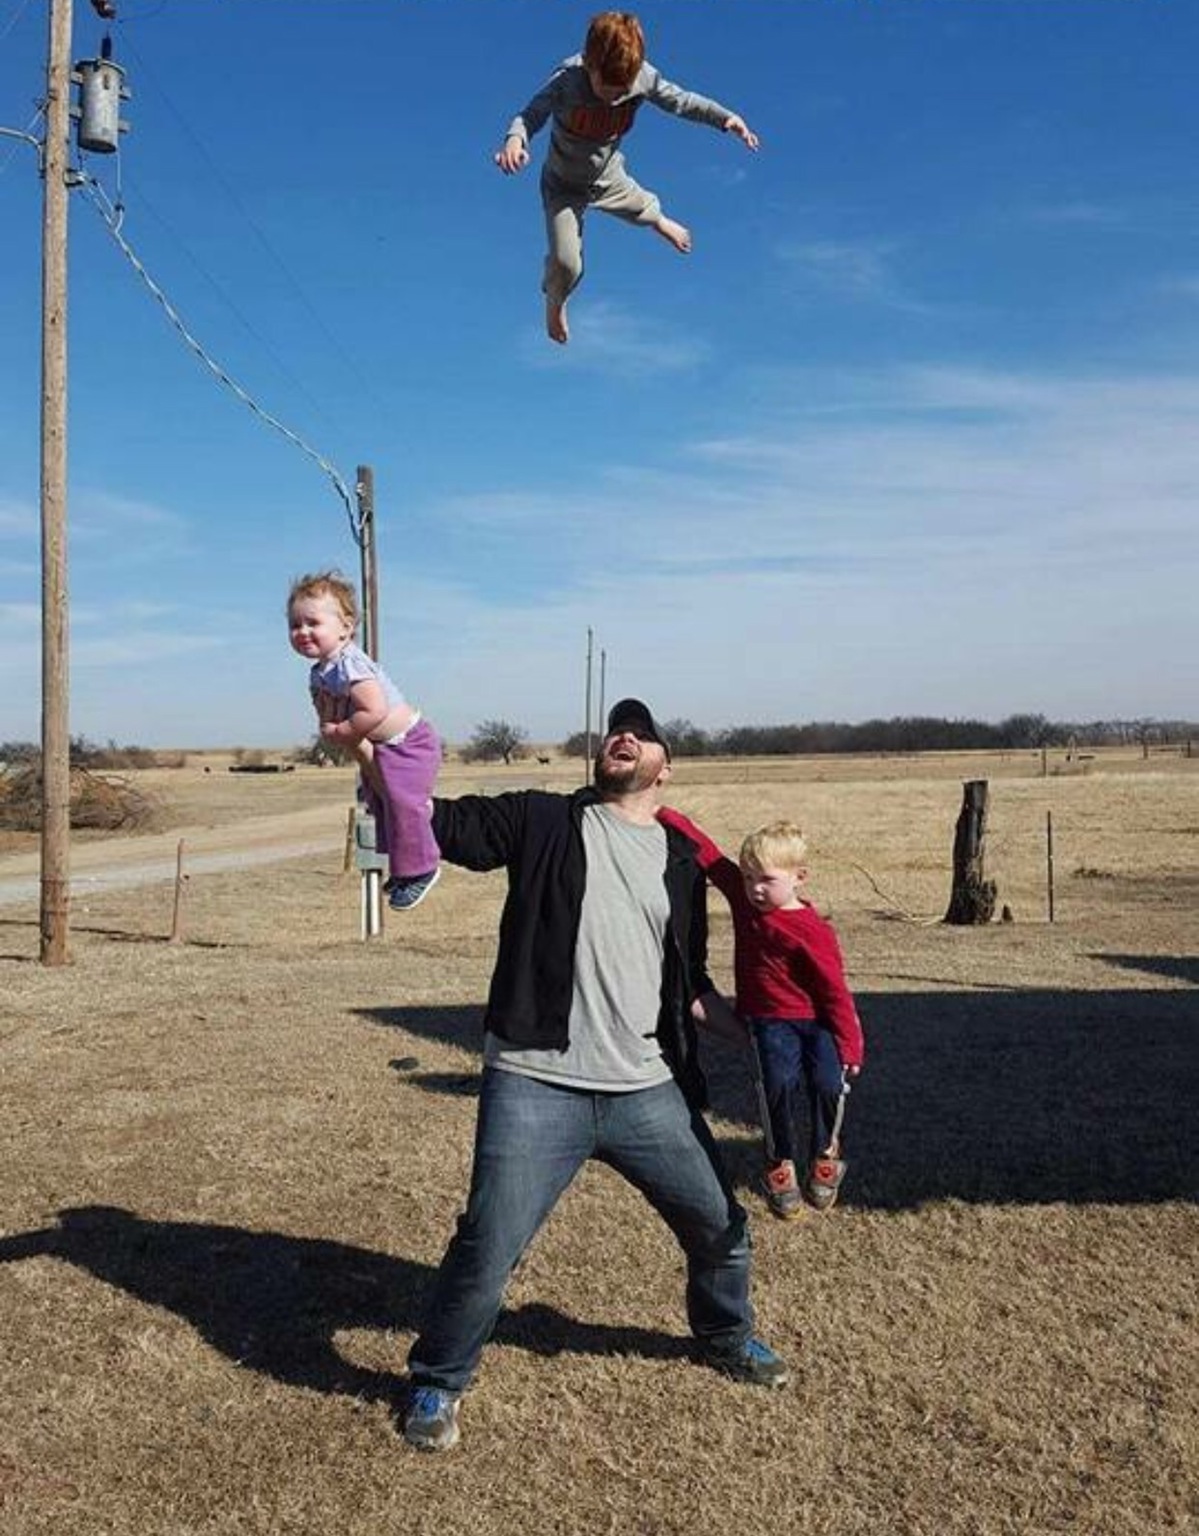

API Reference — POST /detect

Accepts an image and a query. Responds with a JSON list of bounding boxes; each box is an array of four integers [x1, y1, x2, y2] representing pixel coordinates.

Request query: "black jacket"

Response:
[[431, 787, 715, 1107]]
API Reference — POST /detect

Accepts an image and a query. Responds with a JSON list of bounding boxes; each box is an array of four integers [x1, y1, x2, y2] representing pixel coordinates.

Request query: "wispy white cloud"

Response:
[[71, 632, 227, 668], [0, 496, 35, 537], [1159, 274, 1199, 300], [1022, 202, 1129, 228], [72, 599, 181, 628], [347, 363, 1195, 737], [701, 163, 749, 189], [0, 601, 40, 628], [73, 488, 189, 540], [427, 366, 1199, 592], [773, 238, 940, 315], [520, 299, 710, 375], [0, 488, 188, 541], [2, 366, 1195, 745]]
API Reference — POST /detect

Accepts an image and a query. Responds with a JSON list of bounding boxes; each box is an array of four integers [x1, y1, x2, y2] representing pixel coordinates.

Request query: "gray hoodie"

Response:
[[506, 56, 732, 190]]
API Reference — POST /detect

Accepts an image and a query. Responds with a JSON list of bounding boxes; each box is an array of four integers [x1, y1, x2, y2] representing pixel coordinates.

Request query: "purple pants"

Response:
[[366, 716, 441, 879]]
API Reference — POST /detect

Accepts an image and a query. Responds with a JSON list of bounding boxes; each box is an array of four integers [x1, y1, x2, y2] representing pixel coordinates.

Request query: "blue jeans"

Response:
[[407, 1068, 753, 1394], [750, 1018, 846, 1166]]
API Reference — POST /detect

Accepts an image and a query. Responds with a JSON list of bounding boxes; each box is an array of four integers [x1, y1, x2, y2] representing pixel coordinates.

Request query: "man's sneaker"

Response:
[[403, 1385, 461, 1452], [388, 867, 441, 911], [806, 1155, 847, 1212], [760, 1159, 804, 1220], [699, 1336, 789, 1389]]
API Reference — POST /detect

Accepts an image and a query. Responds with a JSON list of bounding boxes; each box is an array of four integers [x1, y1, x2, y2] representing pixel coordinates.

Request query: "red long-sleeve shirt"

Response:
[[658, 807, 865, 1069]]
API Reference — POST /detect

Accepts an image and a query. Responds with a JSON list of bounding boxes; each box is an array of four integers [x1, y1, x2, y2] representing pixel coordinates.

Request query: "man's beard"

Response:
[[593, 751, 654, 795]]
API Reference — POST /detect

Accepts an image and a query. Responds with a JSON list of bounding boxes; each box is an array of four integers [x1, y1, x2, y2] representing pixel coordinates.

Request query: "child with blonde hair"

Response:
[[288, 571, 441, 910], [495, 10, 759, 343], [658, 807, 864, 1219]]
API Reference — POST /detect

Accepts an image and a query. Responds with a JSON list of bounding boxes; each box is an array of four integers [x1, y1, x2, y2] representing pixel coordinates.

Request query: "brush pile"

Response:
[[0, 763, 156, 832]]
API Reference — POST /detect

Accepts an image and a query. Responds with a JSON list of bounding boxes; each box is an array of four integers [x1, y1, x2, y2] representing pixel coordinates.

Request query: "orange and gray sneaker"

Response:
[[806, 1156, 847, 1212], [760, 1159, 804, 1220]]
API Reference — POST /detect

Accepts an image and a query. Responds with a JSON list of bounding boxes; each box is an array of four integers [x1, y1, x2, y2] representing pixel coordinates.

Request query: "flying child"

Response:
[[495, 10, 759, 343]]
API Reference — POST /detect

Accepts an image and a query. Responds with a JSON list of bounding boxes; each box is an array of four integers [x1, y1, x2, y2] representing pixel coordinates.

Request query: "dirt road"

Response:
[[0, 803, 346, 906]]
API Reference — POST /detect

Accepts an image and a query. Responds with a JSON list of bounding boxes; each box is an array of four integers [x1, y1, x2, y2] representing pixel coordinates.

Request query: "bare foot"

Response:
[[545, 296, 569, 344], [655, 216, 692, 254]]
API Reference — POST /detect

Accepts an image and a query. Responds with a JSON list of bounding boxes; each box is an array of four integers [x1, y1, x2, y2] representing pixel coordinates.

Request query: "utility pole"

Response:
[[39, 0, 75, 965], [584, 626, 594, 785], [354, 464, 384, 939], [356, 464, 377, 657]]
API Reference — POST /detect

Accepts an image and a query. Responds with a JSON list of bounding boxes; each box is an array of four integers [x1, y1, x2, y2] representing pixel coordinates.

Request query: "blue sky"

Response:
[[1, 0, 1195, 748]]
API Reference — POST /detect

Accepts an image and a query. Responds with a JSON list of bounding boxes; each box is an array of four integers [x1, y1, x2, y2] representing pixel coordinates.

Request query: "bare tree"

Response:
[[462, 720, 529, 766]]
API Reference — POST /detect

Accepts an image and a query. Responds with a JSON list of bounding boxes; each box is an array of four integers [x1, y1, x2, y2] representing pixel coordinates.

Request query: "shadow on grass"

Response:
[[358, 975, 1199, 1209], [1096, 952, 1199, 986], [0, 913, 237, 953], [0, 1206, 689, 1404]]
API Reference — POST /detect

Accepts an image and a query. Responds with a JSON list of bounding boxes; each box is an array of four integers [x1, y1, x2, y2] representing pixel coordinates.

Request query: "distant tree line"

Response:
[[0, 736, 177, 770], [559, 714, 1198, 759]]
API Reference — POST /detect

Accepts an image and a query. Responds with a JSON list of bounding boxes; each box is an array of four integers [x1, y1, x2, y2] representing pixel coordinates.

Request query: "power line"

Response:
[[112, 169, 343, 440], [0, 103, 43, 181], [0, 0, 37, 52], [81, 176, 363, 548], [114, 27, 382, 423]]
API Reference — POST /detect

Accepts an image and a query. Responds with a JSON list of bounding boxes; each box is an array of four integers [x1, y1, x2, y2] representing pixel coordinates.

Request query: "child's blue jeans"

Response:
[[749, 1018, 845, 1166]]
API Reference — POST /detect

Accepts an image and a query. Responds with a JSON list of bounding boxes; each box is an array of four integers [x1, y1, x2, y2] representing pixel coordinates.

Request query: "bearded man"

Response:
[[402, 699, 788, 1452]]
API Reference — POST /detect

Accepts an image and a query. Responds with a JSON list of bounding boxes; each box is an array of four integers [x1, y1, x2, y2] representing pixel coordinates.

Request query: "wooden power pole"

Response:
[[40, 0, 75, 965]]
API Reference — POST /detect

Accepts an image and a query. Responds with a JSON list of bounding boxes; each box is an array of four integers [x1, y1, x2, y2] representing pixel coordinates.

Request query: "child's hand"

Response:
[[843, 1063, 862, 1081], [494, 136, 530, 174], [349, 738, 377, 774], [724, 115, 759, 151]]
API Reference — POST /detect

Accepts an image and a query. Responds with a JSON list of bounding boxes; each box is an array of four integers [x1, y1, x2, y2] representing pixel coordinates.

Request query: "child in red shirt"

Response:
[[659, 808, 864, 1219]]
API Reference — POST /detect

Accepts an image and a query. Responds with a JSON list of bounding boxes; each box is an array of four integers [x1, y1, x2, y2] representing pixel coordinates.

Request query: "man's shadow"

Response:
[[0, 1206, 689, 1403], [361, 972, 1199, 1209]]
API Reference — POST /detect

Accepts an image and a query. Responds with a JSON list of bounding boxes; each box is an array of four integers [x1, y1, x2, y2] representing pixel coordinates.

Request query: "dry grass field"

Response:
[[1, 749, 1196, 1535]]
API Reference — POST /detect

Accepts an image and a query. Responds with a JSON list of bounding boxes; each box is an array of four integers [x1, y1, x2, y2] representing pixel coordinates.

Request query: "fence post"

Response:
[[168, 839, 186, 943]]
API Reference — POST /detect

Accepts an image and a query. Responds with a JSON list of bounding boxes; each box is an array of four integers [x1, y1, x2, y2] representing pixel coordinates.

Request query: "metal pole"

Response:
[[1046, 810, 1055, 924], [39, 0, 74, 966], [584, 626, 594, 786], [354, 464, 382, 939], [356, 464, 377, 658]]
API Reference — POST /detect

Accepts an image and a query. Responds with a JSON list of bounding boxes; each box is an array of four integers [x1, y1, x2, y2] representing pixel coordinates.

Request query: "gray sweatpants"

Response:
[[541, 153, 661, 305]]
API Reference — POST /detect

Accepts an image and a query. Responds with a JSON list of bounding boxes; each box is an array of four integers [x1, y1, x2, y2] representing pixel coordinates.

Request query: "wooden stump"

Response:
[[944, 779, 997, 925]]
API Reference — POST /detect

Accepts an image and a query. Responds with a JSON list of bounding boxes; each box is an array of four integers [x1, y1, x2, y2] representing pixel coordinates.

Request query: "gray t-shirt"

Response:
[[487, 803, 674, 1091]]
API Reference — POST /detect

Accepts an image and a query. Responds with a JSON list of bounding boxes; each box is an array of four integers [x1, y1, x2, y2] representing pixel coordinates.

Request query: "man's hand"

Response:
[[691, 991, 751, 1051], [494, 135, 530, 174], [724, 115, 759, 151]]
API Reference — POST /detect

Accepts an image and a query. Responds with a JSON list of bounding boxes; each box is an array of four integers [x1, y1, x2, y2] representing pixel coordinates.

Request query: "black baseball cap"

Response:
[[606, 698, 671, 759]]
